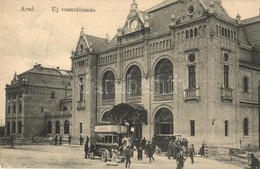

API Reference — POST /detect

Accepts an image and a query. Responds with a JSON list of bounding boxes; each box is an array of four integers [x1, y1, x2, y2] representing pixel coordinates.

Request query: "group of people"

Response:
[[49, 135, 64, 145]]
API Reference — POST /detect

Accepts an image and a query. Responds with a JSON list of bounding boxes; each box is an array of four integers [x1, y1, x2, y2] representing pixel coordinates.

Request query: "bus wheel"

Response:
[[101, 151, 107, 162]]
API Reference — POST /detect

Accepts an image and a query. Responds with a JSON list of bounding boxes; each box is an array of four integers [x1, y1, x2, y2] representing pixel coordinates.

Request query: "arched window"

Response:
[[243, 118, 249, 136], [47, 121, 52, 134], [126, 65, 142, 97], [55, 121, 61, 134], [6, 121, 10, 135], [12, 121, 16, 134], [62, 106, 68, 111], [194, 28, 198, 37], [18, 121, 22, 134], [155, 108, 173, 134], [64, 120, 70, 135], [190, 29, 193, 38], [186, 30, 189, 39], [155, 59, 173, 94], [243, 76, 249, 93], [102, 70, 115, 100]]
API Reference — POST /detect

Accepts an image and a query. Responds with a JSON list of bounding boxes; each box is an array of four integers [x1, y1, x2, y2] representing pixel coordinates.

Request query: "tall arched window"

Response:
[[55, 121, 61, 134], [155, 59, 173, 94], [12, 121, 16, 134], [243, 76, 249, 93], [155, 108, 173, 134], [243, 118, 249, 136], [18, 121, 22, 134], [64, 120, 70, 134], [47, 121, 52, 134], [102, 71, 115, 100], [126, 65, 142, 97]]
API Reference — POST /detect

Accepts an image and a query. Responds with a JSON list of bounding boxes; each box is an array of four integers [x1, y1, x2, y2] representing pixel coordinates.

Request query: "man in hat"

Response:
[[249, 153, 260, 169]]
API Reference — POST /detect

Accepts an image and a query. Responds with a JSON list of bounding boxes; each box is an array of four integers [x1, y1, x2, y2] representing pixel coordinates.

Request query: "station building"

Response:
[[70, 0, 260, 148], [4, 0, 260, 148]]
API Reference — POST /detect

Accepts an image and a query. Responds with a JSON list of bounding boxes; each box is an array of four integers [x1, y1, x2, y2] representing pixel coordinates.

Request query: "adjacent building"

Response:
[[5, 64, 72, 139]]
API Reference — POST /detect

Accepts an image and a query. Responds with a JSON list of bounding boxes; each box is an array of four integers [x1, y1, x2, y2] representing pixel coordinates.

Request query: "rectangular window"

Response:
[[7, 105, 10, 114], [80, 122, 82, 134], [51, 91, 55, 99], [79, 77, 84, 101], [224, 65, 229, 88], [13, 105, 16, 113], [190, 120, 195, 136], [188, 66, 196, 89], [19, 103, 22, 113], [225, 120, 229, 136]]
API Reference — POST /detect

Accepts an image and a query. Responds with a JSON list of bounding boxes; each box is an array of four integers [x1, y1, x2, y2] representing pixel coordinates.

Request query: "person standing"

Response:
[[137, 144, 143, 160], [84, 141, 89, 159], [59, 135, 62, 145], [147, 142, 155, 162], [68, 135, 72, 145], [141, 137, 146, 150], [54, 135, 58, 145], [49, 136, 53, 145], [189, 144, 195, 164], [249, 153, 260, 169], [176, 150, 186, 169], [10, 134, 14, 148], [86, 136, 89, 145], [167, 141, 173, 159], [80, 135, 83, 145], [125, 146, 132, 168]]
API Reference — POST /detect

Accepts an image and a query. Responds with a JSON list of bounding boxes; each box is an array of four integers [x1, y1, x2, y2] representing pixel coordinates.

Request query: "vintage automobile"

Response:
[[89, 124, 130, 162]]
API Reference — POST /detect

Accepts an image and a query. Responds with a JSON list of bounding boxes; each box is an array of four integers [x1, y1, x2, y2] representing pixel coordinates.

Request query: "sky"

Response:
[[0, 0, 260, 125]]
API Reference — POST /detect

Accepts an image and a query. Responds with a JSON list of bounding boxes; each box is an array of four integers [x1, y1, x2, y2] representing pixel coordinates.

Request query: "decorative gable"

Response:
[[177, 0, 207, 24], [75, 29, 90, 55]]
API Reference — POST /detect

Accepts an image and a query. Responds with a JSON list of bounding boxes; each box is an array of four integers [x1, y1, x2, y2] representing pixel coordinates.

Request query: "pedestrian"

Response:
[[84, 141, 89, 159], [86, 136, 89, 145], [167, 141, 173, 159], [111, 143, 119, 163], [59, 135, 62, 145], [249, 153, 260, 169], [176, 150, 186, 169], [125, 146, 132, 168], [10, 134, 14, 148], [54, 135, 58, 145], [49, 136, 53, 145], [199, 144, 205, 157], [141, 137, 146, 150], [80, 135, 83, 145], [68, 135, 72, 145], [189, 144, 195, 164], [137, 145, 143, 160], [147, 142, 155, 162]]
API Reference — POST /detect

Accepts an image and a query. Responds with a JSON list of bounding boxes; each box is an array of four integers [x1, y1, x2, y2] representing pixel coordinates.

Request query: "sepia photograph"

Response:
[[0, 0, 260, 168]]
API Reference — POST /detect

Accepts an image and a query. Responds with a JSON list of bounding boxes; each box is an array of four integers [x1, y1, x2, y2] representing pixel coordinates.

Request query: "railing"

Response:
[[221, 87, 233, 101], [184, 87, 200, 102], [154, 93, 173, 101], [77, 100, 85, 110]]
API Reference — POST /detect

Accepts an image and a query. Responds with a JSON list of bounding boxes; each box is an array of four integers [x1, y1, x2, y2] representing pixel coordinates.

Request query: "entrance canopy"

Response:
[[107, 103, 147, 125]]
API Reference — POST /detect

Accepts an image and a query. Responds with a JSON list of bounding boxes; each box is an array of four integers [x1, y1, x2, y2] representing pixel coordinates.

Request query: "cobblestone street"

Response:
[[0, 144, 247, 168]]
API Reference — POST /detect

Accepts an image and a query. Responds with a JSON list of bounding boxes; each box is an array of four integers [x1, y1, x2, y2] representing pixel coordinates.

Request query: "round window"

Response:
[[188, 54, 196, 62], [188, 5, 196, 15]]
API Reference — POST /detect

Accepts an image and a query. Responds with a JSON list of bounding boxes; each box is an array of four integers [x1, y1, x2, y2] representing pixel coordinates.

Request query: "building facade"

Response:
[[5, 64, 72, 139], [70, 0, 260, 148]]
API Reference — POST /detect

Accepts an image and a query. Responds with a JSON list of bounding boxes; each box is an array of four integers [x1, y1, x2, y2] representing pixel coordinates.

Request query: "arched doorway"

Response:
[[55, 121, 60, 134], [46, 121, 52, 134], [154, 108, 173, 134], [101, 103, 147, 139], [64, 120, 70, 135]]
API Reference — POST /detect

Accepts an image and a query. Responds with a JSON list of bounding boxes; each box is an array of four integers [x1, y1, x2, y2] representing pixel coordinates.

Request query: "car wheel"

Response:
[[101, 151, 107, 162]]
